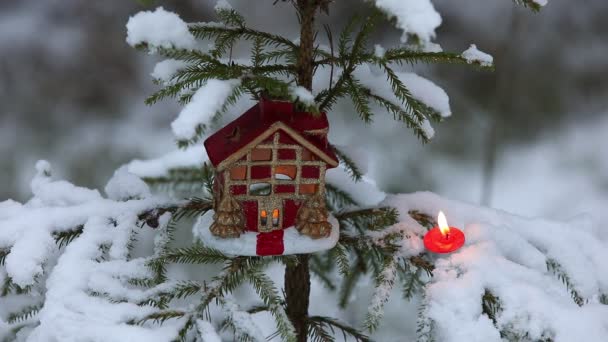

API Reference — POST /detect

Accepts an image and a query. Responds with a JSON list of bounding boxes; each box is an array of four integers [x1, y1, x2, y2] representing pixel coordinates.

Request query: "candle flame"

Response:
[[261, 210, 267, 218], [438, 211, 450, 236], [272, 209, 279, 219]]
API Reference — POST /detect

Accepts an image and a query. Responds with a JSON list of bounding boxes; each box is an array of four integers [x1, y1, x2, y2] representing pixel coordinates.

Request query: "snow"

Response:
[[30, 160, 102, 207], [420, 118, 435, 139], [371, 0, 442, 46], [215, 0, 233, 11], [0, 162, 184, 341], [399, 72, 451, 118], [354, 65, 451, 131], [196, 320, 222, 342], [128, 146, 208, 179], [151, 59, 189, 83], [226, 302, 266, 341], [289, 86, 316, 107], [461, 44, 494, 67], [0, 161, 176, 290], [374, 44, 386, 58], [104, 166, 151, 201], [171, 78, 241, 141], [193, 211, 339, 256], [126, 7, 196, 50], [379, 192, 608, 342]]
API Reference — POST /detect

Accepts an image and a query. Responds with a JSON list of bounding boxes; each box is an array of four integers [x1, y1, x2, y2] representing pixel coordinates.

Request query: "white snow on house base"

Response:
[[193, 211, 339, 256]]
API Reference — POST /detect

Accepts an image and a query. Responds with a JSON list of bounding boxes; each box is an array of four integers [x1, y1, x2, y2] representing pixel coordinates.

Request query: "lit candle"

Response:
[[423, 211, 465, 254]]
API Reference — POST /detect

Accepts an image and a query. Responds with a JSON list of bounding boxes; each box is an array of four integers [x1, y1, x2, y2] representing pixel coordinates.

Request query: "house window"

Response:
[[260, 210, 268, 225], [275, 165, 297, 180], [272, 209, 280, 227], [302, 149, 317, 161], [251, 165, 271, 179], [250, 182, 271, 196], [278, 149, 296, 160], [230, 166, 246, 180], [299, 184, 318, 194], [301, 165, 320, 179], [252, 148, 272, 161]]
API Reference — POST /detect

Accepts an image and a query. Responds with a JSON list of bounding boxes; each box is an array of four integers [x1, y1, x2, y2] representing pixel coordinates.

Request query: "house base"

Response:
[[193, 210, 339, 256]]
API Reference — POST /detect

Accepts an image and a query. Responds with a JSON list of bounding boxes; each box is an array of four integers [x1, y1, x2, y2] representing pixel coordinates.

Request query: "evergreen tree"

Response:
[[8, 1, 608, 342]]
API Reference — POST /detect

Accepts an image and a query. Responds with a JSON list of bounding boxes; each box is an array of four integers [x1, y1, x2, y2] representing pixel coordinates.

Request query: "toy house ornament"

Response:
[[199, 98, 340, 256]]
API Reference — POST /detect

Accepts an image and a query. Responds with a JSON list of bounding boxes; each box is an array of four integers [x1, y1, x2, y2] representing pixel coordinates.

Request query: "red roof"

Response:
[[204, 99, 339, 170]]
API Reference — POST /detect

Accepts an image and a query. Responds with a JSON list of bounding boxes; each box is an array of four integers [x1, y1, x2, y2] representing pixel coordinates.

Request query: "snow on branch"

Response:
[[380, 192, 608, 342], [371, 0, 442, 47], [461, 44, 494, 67], [0, 161, 182, 340], [126, 7, 196, 51], [170, 78, 241, 141]]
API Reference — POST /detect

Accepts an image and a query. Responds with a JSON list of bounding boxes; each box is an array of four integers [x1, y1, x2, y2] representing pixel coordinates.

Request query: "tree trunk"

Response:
[[285, 1, 318, 341]]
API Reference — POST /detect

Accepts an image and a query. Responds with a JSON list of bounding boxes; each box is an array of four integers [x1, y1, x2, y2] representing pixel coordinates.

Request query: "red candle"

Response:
[[423, 211, 465, 254]]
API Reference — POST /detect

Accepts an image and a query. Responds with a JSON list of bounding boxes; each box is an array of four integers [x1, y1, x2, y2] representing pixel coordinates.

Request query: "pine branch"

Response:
[[382, 49, 495, 70], [364, 256, 398, 332], [308, 316, 370, 342], [247, 268, 296, 342], [331, 145, 364, 182], [176, 316, 195, 342], [142, 167, 208, 193], [338, 257, 365, 308], [189, 24, 298, 50], [481, 289, 502, 327], [416, 293, 436, 342], [0, 248, 8, 266], [7, 303, 43, 325], [53, 225, 84, 249], [345, 78, 374, 123], [133, 310, 187, 325], [331, 243, 350, 277], [600, 294, 608, 305], [171, 197, 213, 221], [317, 11, 381, 112], [367, 91, 433, 143], [408, 210, 436, 229], [336, 207, 399, 233], [307, 319, 335, 342], [156, 245, 231, 265], [546, 258, 586, 306], [325, 183, 358, 212], [512, 0, 542, 12]]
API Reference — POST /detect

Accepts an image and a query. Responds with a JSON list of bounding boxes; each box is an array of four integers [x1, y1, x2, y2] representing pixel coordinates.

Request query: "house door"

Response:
[[258, 197, 281, 233]]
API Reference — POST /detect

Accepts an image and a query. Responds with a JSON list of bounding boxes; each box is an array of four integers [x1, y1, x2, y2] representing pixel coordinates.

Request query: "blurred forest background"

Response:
[[1, 0, 607, 235]]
